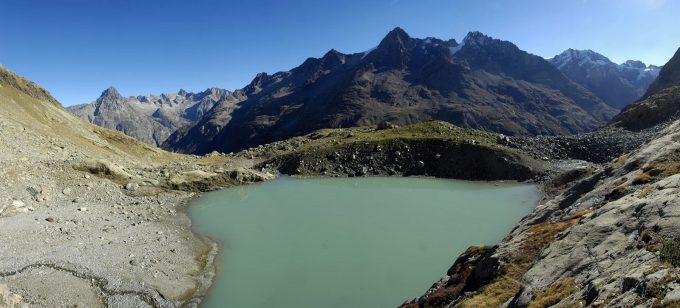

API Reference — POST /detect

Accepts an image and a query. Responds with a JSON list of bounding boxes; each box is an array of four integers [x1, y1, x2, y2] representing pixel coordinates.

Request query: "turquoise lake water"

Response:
[[189, 177, 539, 308]]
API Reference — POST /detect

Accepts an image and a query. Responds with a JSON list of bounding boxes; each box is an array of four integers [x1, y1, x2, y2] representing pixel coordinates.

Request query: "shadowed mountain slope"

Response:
[[164, 28, 616, 154]]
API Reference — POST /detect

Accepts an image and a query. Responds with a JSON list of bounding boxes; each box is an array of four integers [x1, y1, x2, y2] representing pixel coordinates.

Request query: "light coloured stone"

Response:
[[11, 200, 25, 208]]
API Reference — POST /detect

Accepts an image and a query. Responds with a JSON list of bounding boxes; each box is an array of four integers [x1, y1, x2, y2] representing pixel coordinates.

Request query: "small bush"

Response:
[[661, 237, 680, 267], [638, 185, 655, 198], [528, 277, 577, 308]]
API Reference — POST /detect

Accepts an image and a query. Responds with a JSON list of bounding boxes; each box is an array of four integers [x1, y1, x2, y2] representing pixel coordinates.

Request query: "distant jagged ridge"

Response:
[[68, 87, 244, 146], [548, 49, 661, 109], [644, 47, 680, 97], [612, 47, 680, 130], [164, 27, 617, 154]]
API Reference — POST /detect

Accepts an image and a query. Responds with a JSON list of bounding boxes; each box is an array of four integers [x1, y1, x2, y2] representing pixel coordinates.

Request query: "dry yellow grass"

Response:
[[459, 216, 582, 307], [638, 185, 655, 198], [528, 277, 577, 308], [610, 154, 630, 169], [634, 159, 680, 185], [0, 65, 192, 168]]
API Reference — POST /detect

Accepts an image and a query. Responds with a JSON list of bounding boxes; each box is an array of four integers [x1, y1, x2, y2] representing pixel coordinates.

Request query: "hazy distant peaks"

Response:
[[644, 47, 680, 97], [551, 48, 659, 71], [549, 48, 661, 108], [621, 60, 647, 69]]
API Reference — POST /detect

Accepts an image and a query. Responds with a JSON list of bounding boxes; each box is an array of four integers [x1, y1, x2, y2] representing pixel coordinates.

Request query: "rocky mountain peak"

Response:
[[462, 31, 493, 47], [367, 27, 417, 67], [244, 73, 269, 94], [549, 49, 662, 108], [375, 27, 415, 52], [445, 38, 459, 47], [321, 49, 347, 68], [380, 27, 411, 45], [621, 60, 647, 69], [645, 47, 680, 97], [178, 89, 188, 96], [550, 49, 613, 70], [99, 86, 123, 101], [204, 87, 229, 98]]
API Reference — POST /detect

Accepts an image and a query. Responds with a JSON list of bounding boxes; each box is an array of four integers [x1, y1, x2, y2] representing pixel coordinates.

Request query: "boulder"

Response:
[[72, 159, 132, 180]]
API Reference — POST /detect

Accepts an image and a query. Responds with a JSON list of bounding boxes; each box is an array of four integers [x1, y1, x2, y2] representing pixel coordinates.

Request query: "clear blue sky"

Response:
[[1, 0, 679, 106]]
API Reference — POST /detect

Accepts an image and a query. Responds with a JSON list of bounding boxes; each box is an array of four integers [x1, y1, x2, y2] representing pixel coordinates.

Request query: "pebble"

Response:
[[78, 207, 88, 212], [12, 200, 25, 208]]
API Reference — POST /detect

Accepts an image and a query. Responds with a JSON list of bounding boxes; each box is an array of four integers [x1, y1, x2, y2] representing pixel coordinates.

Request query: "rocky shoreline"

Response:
[[3, 113, 675, 308], [0, 153, 276, 307]]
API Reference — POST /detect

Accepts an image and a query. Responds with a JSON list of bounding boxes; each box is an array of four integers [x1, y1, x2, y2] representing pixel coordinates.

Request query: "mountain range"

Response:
[[163, 28, 617, 154], [69, 28, 663, 155], [68, 87, 243, 146], [548, 49, 661, 109]]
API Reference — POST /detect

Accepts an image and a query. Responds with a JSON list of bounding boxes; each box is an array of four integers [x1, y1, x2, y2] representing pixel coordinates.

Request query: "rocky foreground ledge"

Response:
[[396, 121, 680, 307], [3, 63, 680, 307], [3, 108, 678, 307], [0, 66, 275, 308]]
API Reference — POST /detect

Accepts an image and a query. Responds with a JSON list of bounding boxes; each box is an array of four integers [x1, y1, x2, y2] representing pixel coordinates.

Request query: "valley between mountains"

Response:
[[3, 27, 680, 307]]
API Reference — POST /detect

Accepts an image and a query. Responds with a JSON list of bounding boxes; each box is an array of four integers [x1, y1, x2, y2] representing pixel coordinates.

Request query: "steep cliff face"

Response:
[[164, 28, 616, 154], [612, 47, 680, 131], [645, 47, 680, 97], [68, 87, 243, 146]]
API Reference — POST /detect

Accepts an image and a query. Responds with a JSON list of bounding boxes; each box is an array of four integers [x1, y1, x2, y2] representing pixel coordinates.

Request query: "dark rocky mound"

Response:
[[612, 86, 680, 131]]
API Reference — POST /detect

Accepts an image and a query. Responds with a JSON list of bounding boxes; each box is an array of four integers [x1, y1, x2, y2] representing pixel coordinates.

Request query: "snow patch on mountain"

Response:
[[550, 49, 660, 78], [449, 41, 465, 55]]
